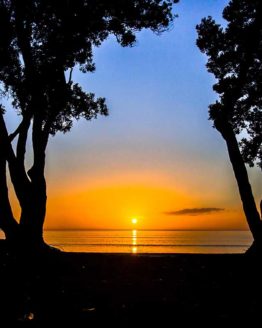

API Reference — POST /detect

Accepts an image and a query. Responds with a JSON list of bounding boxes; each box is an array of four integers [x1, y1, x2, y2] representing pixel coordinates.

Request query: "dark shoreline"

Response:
[[0, 246, 261, 326]]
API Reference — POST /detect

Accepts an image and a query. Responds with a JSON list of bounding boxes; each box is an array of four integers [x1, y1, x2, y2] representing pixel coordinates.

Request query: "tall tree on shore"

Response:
[[0, 0, 178, 250], [197, 0, 262, 252]]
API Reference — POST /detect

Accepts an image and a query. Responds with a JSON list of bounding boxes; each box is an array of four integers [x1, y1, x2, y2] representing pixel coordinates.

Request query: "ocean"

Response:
[[44, 230, 252, 253], [0, 230, 252, 253]]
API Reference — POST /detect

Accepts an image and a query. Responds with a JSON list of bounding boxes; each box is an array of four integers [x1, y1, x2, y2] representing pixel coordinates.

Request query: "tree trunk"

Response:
[[19, 180, 47, 248], [0, 156, 19, 241], [215, 118, 262, 251], [0, 114, 19, 241], [19, 118, 48, 248]]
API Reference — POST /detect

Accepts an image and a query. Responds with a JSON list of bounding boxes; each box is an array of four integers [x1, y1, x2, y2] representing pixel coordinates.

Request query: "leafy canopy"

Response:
[[0, 0, 177, 134], [196, 0, 262, 168]]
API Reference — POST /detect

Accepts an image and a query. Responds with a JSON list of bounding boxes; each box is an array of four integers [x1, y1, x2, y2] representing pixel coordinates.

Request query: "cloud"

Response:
[[164, 208, 225, 216]]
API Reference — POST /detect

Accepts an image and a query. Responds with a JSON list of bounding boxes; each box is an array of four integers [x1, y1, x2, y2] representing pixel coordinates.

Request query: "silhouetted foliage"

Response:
[[0, 0, 178, 249], [197, 0, 262, 249], [197, 0, 262, 169]]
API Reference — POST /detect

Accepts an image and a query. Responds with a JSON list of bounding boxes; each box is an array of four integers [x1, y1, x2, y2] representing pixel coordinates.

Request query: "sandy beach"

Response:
[[0, 243, 261, 327]]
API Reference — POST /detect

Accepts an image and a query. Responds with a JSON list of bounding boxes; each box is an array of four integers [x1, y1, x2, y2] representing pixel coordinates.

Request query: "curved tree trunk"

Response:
[[215, 118, 262, 252], [1, 111, 47, 249], [19, 117, 49, 249], [0, 156, 19, 241], [0, 114, 19, 241]]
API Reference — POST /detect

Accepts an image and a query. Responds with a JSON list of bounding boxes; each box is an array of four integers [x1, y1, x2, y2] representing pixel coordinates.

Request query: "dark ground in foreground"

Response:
[[0, 242, 261, 327]]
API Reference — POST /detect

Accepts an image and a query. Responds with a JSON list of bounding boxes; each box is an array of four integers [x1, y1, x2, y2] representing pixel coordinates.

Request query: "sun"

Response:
[[131, 218, 138, 225]]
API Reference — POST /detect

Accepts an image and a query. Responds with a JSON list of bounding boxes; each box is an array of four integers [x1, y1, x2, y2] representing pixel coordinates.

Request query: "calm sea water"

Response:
[[0, 229, 253, 253], [46, 230, 252, 253]]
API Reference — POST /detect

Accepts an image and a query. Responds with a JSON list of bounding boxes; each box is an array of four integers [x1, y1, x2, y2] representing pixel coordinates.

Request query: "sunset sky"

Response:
[[6, 0, 262, 231]]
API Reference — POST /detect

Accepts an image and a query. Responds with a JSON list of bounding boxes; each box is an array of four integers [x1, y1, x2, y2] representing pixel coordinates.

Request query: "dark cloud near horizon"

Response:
[[164, 208, 225, 216]]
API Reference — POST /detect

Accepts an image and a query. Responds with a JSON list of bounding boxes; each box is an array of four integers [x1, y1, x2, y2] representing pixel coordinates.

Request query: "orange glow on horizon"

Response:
[[8, 169, 250, 231], [41, 178, 249, 231]]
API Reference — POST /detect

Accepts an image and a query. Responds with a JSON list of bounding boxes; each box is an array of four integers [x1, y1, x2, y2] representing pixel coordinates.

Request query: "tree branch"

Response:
[[8, 123, 22, 142], [16, 114, 31, 165], [0, 112, 31, 207], [8, 114, 31, 142], [13, 0, 34, 78], [43, 66, 68, 137], [0, 112, 17, 164], [68, 68, 73, 85], [27, 115, 46, 182]]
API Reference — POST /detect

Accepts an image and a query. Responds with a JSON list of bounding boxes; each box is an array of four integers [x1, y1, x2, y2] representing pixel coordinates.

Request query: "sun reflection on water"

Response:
[[132, 229, 137, 253], [132, 230, 137, 245], [132, 246, 137, 253]]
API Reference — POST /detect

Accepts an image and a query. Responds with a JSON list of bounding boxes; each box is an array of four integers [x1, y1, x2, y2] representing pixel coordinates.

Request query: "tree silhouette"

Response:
[[197, 0, 262, 252], [0, 0, 178, 250]]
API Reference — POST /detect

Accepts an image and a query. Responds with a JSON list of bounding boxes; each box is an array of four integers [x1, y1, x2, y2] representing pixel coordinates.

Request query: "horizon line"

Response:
[[43, 228, 250, 232]]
